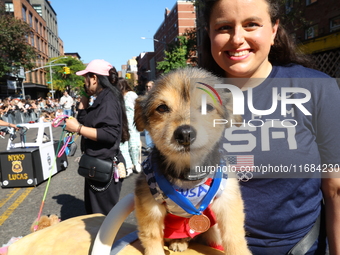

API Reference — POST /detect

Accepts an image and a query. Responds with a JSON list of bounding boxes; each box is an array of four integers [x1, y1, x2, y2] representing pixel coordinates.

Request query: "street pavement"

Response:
[[0, 123, 145, 246]]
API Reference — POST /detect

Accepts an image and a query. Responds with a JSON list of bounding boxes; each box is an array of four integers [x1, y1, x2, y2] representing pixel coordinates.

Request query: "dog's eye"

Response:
[[156, 104, 170, 113], [200, 103, 215, 112], [207, 103, 215, 112]]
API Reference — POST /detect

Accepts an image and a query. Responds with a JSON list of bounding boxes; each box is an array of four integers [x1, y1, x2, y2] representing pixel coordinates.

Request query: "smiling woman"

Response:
[[199, 0, 340, 254], [207, 0, 278, 79]]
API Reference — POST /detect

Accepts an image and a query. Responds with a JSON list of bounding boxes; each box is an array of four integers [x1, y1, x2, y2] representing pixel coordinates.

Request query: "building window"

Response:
[[35, 18, 39, 31], [5, 3, 14, 12], [306, 0, 317, 6], [32, 5, 42, 17], [330, 16, 340, 32], [31, 32, 35, 46], [37, 36, 40, 51], [305, 24, 318, 39], [41, 39, 44, 52], [22, 5, 27, 22], [29, 12, 33, 27]]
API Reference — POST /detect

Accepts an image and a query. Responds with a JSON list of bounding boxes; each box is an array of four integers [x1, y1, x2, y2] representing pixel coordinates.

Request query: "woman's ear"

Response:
[[271, 19, 280, 46], [92, 74, 98, 85]]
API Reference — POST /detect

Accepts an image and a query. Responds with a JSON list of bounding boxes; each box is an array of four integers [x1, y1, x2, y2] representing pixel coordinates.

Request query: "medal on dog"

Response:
[[154, 167, 223, 234], [189, 214, 211, 233]]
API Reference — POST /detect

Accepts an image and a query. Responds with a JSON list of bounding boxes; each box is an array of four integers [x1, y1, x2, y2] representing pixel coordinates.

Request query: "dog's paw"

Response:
[[168, 239, 189, 252]]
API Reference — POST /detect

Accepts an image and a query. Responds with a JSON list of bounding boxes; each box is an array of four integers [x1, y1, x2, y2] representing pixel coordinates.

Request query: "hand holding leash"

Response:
[[64, 117, 81, 134], [51, 114, 70, 128]]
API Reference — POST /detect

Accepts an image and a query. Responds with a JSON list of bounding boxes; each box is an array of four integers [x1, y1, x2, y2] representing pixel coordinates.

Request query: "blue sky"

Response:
[[51, 0, 177, 71]]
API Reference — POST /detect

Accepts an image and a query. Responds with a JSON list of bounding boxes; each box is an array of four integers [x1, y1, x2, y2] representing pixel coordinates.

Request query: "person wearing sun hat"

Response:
[[65, 59, 130, 215]]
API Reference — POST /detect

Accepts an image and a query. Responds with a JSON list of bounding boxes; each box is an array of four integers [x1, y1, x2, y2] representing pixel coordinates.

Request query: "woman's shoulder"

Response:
[[126, 91, 138, 98], [273, 64, 331, 78]]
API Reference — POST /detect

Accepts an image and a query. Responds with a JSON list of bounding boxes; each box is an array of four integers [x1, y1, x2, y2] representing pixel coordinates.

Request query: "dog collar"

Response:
[[142, 156, 227, 218], [184, 170, 210, 181], [154, 166, 222, 216]]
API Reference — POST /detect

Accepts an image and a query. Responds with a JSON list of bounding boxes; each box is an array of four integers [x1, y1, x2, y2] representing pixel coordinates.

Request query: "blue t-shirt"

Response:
[[222, 65, 340, 254]]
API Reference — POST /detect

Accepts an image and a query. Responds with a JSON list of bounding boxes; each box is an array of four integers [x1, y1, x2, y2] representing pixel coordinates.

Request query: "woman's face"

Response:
[[84, 75, 98, 95], [208, 0, 278, 79]]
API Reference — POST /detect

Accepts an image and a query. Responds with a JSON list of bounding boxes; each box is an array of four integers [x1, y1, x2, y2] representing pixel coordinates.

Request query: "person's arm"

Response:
[[65, 117, 98, 141], [59, 97, 65, 106], [322, 176, 340, 255], [0, 120, 19, 130]]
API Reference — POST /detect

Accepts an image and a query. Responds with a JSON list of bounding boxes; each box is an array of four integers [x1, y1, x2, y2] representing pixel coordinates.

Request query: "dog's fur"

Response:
[[30, 214, 60, 232], [134, 67, 251, 255]]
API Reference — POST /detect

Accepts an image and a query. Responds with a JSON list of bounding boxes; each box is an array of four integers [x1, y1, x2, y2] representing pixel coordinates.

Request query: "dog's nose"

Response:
[[174, 125, 196, 146]]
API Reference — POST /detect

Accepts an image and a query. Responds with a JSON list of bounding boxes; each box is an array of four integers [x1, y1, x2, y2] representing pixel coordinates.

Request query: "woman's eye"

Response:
[[243, 22, 263, 31], [216, 25, 232, 32], [156, 104, 170, 113]]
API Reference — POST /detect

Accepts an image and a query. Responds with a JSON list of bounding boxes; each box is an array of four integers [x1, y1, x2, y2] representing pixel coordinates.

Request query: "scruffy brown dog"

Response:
[[134, 67, 251, 255], [30, 214, 60, 232]]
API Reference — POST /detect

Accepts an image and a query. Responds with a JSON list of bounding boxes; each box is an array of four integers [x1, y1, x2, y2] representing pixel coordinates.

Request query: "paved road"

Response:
[[0, 123, 144, 246]]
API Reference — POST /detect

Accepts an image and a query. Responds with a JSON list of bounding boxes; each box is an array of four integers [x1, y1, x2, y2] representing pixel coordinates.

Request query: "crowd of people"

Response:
[[0, 95, 81, 123]]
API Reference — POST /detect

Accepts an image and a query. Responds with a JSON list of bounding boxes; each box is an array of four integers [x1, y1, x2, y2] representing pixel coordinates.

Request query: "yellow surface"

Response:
[[6, 212, 223, 255], [300, 32, 340, 54], [8, 214, 105, 255], [118, 240, 224, 255]]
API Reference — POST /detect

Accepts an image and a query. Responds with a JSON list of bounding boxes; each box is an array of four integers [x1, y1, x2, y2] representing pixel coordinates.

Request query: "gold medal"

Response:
[[188, 214, 211, 233]]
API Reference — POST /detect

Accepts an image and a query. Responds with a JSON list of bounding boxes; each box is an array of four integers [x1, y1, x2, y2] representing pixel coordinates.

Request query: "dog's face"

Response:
[[135, 68, 234, 177]]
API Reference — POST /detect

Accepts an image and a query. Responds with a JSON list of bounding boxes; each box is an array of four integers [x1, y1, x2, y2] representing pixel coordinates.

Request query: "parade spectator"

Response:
[[64, 59, 129, 215], [53, 98, 60, 109], [59, 90, 74, 116], [74, 96, 81, 118], [37, 97, 46, 111], [200, 0, 340, 254], [55, 108, 63, 118], [38, 112, 51, 123], [143, 80, 154, 153], [29, 100, 37, 112], [0, 100, 18, 137], [117, 78, 141, 176]]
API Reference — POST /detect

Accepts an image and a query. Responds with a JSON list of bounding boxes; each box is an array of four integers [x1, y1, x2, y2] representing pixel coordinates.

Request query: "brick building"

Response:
[[30, 0, 63, 59], [283, 0, 340, 78], [136, 51, 156, 94], [2, 0, 63, 98], [151, 0, 196, 77]]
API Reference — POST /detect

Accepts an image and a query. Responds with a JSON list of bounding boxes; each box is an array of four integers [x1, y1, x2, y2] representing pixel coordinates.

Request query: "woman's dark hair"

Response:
[[117, 77, 133, 94], [200, 0, 312, 77], [86, 67, 130, 143]]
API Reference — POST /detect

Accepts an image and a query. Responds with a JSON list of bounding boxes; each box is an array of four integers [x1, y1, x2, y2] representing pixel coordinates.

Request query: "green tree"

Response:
[[157, 35, 195, 74], [46, 57, 86, 96], [0, 2, 37, 77], [182, 28, 198, 66]]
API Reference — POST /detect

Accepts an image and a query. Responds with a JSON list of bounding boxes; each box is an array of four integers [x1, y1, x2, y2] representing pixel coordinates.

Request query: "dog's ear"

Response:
[[134, 96, 147, 131]]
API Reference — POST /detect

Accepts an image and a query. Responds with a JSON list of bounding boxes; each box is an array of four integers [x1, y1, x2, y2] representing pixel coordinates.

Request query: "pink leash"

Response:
[[33, 115, 74, 231]]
